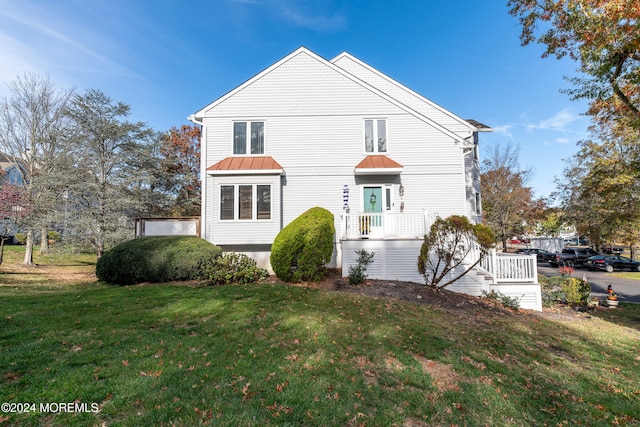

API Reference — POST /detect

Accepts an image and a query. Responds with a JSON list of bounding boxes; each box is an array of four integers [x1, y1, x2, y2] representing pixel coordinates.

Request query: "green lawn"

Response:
[[1, 248, 639, 426]]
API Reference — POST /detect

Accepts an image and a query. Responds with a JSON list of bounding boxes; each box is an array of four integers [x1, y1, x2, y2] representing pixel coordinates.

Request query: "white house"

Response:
[[189, 47, 542, 311]]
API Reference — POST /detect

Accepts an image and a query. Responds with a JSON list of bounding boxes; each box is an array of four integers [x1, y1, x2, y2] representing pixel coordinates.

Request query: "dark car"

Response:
[[586, 255, 640, 272], [514, 248, 556, 263]]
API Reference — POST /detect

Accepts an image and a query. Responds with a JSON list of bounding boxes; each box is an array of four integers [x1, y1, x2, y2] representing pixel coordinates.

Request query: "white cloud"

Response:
[[492, 124, 513, 138], [555, 137, 570, 144], [527, 108, 579, 132]]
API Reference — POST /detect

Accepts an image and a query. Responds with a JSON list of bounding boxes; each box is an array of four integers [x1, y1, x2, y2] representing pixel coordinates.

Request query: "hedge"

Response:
[[96, 236, 222, 285]]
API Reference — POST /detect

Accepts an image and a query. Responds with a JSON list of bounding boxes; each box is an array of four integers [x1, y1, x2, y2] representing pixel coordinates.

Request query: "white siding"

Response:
[[332, 54, 474, 136], [207, 51, 406, 119], [197, 47, 476, 265]]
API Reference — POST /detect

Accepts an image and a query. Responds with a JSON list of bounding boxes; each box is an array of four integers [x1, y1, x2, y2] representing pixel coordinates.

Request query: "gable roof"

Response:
[[331, 51, 485, 135], [190, 47, 483, 144], [206, 156, 284, 175]]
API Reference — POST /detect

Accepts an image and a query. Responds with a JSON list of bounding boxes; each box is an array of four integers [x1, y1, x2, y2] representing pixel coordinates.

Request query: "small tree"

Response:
[[417, 215, 495, 289]]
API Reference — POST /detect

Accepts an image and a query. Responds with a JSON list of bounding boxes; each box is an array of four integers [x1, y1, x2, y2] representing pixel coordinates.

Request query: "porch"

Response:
[[341, 211, 435, 240], [339, 212, 542, 311]]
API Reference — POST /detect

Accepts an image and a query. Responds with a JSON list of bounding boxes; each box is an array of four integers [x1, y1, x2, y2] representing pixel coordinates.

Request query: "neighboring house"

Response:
[[190, 47, 541, 310], [0, 151, 26, 186], [0, 151, 27, 244]]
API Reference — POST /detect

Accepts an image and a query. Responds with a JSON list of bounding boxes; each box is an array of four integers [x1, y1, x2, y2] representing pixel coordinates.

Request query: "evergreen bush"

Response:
[[96, 236, 222, 285], [270, 207, 335, 282], [348, 249, 375, 285], [202, 252, 269, 286]]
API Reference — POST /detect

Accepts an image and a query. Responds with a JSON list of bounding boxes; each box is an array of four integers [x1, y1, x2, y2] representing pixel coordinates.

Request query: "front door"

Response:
[[362, 186, 383, 236]]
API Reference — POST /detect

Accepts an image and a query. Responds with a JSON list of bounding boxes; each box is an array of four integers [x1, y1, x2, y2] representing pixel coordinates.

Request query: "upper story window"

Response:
[[233, 121, 264, 155], [364, 119, 387, 153]]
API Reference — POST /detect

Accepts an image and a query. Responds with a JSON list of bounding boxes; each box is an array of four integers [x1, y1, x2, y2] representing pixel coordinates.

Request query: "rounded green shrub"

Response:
[[96, 236, 222, 285], [201, 252, 269, 286], [270, 207, 335, 282]]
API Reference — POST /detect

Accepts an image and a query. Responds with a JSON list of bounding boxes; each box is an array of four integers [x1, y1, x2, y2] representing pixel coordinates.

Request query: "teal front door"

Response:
[[363, 187, 382, 214], [362, 186, 383, 235]]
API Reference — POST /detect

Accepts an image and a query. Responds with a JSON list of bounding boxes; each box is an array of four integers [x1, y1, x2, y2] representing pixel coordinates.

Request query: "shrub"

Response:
[[15, 233, 26, 245], [96, 236, 222, 285], [539, 275, 590, 306], [481, 290, 520, 311], [348, 249, 375, 285], [561, 277, 590, 306], [48, 230, 61, 243], [270, 207, 335, 282], [202, 252, 269, 286]]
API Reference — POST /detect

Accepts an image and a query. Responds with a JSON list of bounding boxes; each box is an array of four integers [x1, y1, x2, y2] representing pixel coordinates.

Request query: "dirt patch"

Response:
[[0, 261, 96, 285], [265, 269, 520, 316], [264, 269, 595, 321]]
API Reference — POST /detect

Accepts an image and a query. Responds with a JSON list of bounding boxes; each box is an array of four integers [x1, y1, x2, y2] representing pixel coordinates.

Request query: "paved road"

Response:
[[538, 264, 640, 303]]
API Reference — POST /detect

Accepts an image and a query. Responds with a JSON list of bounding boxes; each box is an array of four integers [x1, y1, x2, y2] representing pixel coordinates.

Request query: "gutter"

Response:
[[187, 114, 202, 125]]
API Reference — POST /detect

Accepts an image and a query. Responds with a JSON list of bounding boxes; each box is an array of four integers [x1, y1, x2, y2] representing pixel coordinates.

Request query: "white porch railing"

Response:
[[341, 211, 437, 240], [479, 249, 538, 283]]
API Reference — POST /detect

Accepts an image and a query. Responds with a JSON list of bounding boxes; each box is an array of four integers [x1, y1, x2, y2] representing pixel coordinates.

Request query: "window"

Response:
[[475, 192, 481, 215], [364, 119, 387, 153], [233, 121, 264, 154], [220, 184, 271, 221], [220, 186, 235, 220]]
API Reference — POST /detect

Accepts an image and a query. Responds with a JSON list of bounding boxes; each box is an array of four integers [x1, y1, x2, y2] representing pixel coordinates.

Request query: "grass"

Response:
[[1, 247, 639, 426], [610, 271, 640, 280]]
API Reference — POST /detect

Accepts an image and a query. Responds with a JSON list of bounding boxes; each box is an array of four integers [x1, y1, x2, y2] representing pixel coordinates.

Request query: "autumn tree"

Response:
[[557, 117, 640, 258], [0, 73, 74, 264], [480, 143, 539, 250], [508, 0, 640, 126], [160, 124, 201, 216], [417, 215, 495, 289]]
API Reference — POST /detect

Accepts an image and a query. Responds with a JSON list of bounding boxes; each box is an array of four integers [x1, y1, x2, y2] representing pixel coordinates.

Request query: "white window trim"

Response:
[[232, 120, 266, 155], [219, 183, 272, 221], [363, 118, 388, 154]]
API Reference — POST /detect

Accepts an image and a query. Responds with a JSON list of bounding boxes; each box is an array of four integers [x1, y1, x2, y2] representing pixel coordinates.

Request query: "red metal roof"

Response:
[[207, 156, 284, 174], [354, 155, 403, 171]]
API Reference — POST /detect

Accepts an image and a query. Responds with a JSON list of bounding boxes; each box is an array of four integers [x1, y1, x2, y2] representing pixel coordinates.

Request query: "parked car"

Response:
[[586, 255, 640, 272], [602, 245, 624, 255], [514, 248, 556, 263], [549, 247, 601, 268]]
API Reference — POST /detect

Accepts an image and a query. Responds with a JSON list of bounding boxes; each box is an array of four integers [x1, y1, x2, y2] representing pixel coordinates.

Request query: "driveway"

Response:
[[538, 264, 640, 303]]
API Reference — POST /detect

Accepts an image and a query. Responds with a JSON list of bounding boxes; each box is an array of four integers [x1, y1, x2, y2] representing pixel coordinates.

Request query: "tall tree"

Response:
[[480, 143, 538, 250], [160, 124, 201, 216], [557, 118, 640, 257], [0, 73, 74, 264], [508, 0, 640, 126], [62, 89, 152, 257], [124, 130, 175, 218]]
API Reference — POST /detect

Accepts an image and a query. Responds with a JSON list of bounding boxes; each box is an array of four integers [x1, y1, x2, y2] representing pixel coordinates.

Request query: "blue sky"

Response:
[[0, 0, 590, 199]]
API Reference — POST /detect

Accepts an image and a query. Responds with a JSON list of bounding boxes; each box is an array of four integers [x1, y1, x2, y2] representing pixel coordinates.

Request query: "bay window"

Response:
[[220, 184, 271, 220]]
